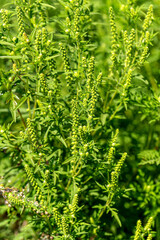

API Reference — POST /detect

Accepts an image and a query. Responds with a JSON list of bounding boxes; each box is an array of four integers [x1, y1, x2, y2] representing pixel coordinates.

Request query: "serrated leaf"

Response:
[[109, 208, 122, 227], [138, 150, 160, 165]]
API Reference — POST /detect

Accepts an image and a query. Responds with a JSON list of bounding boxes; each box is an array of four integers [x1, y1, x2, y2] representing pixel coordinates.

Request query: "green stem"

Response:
[[32, 96, 37, 119], [109, 102, 122, 121], [45, 216, 52, 233], [156, 213, 160, 240], [17, 109, 26, 129], [27, 97, 31, 118], [105, 90, 117, 111], [98, 193, 114, 220]]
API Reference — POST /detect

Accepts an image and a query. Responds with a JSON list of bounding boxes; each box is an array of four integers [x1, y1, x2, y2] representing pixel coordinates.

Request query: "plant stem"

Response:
[[17, 109, 26, 128]]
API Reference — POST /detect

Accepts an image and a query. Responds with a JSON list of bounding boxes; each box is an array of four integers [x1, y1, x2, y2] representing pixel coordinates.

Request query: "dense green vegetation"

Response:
[[0, 0, 160, 239]]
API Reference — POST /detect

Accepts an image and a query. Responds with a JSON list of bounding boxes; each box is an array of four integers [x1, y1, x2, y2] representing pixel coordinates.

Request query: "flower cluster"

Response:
[[24, 164, 43, 202], [133, 217, 154, 240], [109, 7, 117, 46], [143, 5, 153, 31], [139, 46, 149, 67], [122, 69, 132, 97], [124, 29, 135, 69], [87, 56, 95, 92], [61, 216, 68, 236], [49, 58, 56, 73], [82, 56, 87, 69], [147, 234, 153, 240], [110, 152, 127, 190], [73, 8, 80, 40], [69, 193, 79, 218], [109, 7, 118, 73], [59, 43, 73, 87], [88, 72, 102, 120], [144, 217, 153, 234], [36, 0, 46, 26], [35, 29, 42, 53], [16, 6, 25, 36], [134, 220, 142, 240], [26, 118, 38, 149], [42, 27, 48, 47], [0, 9, 9, 31], [0, 184, 44, 214], [39, 73, 48, 93], [53, 208, 63, 232], [108, 129, 119, 165], [123, 30, 128, 48], [71, 99, 79, 156]]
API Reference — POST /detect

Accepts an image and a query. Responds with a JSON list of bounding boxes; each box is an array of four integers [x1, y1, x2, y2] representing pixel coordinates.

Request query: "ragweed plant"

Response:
[[132, 217, 155, 240], [0, 0, 159, 239]]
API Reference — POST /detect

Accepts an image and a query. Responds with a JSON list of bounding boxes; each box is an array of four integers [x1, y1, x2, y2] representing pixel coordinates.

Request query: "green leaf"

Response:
[[46, 150, 59, 161], [101, 113, 108, 126], [0, 55, 22, 59], [58, 0, 69, 8], [95, 181, 106, 190], [53, 171, 57, 185], [55, 135, 67, 148], [0, 219, 9, 227], [109, 208, 122, 227], [44, 123, 54, 142], [13, 96, 28, 110], [41, 3, 56, 9], [10, 99, 17, 122], [62, 156, 74, 165], [45, 54, 60, 60], [0, 41, 15, 47]]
